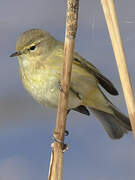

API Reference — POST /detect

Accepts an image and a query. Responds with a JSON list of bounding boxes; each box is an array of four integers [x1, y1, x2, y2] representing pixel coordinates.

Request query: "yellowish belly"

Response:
[[18, 56, 98, 110], [20, 68, 84, 109]]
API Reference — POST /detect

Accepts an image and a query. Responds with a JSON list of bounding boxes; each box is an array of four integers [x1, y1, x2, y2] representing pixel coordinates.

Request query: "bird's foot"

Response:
[[58, 81, 64, 93], [53, 129, 69, 152]]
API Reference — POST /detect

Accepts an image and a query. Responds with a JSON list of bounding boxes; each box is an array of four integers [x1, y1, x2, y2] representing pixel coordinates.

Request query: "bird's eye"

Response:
[[29, 45, 36, 51]]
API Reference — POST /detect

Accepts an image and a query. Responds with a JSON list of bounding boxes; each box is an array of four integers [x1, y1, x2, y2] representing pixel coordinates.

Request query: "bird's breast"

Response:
[[20, 65, 61, 108], [18, 57, 98, 109]]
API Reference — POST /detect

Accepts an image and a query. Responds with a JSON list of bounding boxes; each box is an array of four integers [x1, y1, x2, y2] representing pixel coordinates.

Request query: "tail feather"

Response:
[[110, 104, 132, 131], [84, 87, 131, 139], [90, 108, 131, 139]]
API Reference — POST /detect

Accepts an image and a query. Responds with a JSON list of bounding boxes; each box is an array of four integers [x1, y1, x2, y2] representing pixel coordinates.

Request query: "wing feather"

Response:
[[73, 57, 118, 95]]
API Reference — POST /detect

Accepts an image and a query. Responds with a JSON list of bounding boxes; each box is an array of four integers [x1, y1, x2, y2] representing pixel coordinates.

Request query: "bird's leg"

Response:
[[52, 112, 69, 150], [58, 80, 64, 93], [53, 129, 69, 142], [53, 129, 69, 151], [54, 81, 71, 150]]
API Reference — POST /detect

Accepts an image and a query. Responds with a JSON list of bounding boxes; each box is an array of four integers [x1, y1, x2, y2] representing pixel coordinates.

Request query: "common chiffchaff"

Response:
[[10, 29, 131, 139]]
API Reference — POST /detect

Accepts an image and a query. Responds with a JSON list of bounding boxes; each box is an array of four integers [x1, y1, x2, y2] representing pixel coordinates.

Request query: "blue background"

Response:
[[0, 0, 135, 179]]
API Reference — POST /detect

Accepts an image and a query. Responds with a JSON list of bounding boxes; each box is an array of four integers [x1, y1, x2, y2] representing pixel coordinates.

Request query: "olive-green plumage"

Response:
[[10, 29, 132, 139]]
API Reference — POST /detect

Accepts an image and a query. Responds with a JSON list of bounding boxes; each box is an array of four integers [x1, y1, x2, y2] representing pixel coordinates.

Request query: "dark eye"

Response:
[[29, 45, 36, 51]]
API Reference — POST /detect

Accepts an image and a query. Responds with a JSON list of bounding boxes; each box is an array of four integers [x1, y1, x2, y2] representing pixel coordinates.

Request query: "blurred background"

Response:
[[1, 0, 135, 179]]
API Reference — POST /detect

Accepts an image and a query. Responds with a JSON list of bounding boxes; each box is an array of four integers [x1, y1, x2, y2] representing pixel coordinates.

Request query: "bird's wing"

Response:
[[73, 55, 118, 95]]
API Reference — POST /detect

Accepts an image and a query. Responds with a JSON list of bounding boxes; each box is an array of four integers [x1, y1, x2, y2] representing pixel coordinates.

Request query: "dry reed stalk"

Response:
[[48, 0, 79, 180], [101, 0, 135, 137]]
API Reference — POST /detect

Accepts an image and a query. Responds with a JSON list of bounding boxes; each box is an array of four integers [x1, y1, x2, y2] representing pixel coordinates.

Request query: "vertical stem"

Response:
[[101, 0, 135, 137], [48, 0, 79, 180]]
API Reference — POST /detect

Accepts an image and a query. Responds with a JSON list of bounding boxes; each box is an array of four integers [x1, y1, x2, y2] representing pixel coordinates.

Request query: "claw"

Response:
[[53, 129, 63, 143], [65, 130, 69, 136], [53, 129, 69, 152], [63, 144, 69, 152], [58, 81, 64, 93]]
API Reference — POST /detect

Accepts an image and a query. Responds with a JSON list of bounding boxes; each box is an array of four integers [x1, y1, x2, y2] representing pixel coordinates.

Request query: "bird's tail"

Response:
[[90, 106, 131, 139], [83, 88, 132, 139]]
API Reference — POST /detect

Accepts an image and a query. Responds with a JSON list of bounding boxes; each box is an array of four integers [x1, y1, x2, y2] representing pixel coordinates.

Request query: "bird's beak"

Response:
[[10, 51, 21, 57]]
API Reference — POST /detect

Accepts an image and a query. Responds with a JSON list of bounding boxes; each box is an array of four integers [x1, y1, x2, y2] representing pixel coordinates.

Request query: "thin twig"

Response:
[[101, 0, 135, 137], [48, 0, 79, 180]]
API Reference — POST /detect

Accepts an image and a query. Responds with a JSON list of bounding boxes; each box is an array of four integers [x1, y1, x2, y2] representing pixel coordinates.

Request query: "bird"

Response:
[[10, 28, 132, 139]]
